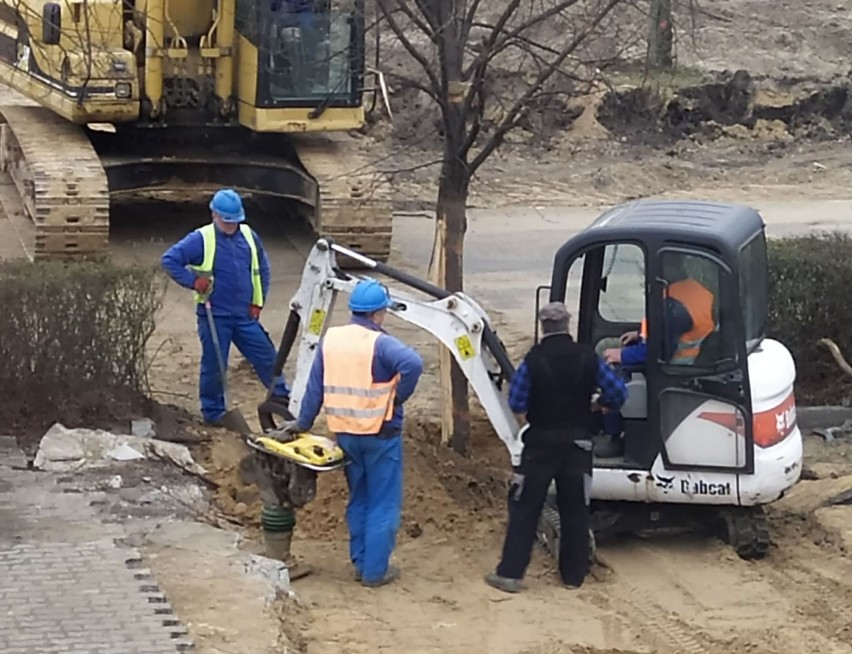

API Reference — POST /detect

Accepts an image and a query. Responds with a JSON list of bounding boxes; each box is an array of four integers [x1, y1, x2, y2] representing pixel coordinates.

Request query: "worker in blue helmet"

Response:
[[285, 278, 424, 587], [161, 188, 290, 425]]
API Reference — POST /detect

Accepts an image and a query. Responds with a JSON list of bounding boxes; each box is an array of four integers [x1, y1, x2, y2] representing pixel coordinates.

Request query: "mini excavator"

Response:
[[252, 200, 804, 562]]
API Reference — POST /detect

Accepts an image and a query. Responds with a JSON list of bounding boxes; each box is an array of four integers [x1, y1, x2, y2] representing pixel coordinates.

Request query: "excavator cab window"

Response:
[[595, 243, 646, 350], [42, 3, 61, 45], [738, 231, 768, 352], [250, 0, 364, 108]]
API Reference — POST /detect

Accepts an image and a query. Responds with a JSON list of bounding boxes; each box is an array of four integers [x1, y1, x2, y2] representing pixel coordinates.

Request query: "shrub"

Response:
[[767, 232, 852, 404], [0, 259, 165, 436]]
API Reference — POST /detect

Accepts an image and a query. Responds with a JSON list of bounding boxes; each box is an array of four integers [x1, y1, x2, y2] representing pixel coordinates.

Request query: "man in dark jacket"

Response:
[[485, 302, 627, 593]]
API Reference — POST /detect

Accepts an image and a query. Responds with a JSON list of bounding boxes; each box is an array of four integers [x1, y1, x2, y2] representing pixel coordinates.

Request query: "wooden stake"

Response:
[[429, 217, 454, 445]]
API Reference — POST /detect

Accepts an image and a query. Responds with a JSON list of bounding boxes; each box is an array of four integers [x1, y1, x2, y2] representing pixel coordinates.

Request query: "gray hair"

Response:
[[538, 302, 571, 334]]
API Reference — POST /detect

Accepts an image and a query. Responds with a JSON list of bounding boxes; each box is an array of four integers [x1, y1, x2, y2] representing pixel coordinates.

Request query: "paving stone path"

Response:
[[0, 437, 193, 654]]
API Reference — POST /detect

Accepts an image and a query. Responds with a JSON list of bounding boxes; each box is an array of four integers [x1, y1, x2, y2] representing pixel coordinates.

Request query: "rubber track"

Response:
[[0, 106, 108, 261], [537, 500, 561, 559], [724, 507, 771, 559], [292, 134, 393, 262]]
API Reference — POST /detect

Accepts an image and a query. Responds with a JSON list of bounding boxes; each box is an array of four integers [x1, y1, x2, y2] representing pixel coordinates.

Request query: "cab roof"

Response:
[[581, 200, 765, 252]]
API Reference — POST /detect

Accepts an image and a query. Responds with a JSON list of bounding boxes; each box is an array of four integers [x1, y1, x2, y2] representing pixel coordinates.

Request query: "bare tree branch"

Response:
[[470, 0, 623, 172], [377, 0, 445, 107]]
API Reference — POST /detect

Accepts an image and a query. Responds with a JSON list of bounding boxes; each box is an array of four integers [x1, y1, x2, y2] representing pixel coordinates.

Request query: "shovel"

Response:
[[204, 299, 253, 436]]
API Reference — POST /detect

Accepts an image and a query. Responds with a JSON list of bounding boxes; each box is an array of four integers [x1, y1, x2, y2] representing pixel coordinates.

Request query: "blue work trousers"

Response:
[[197, 315, 289, 423], [336, 434, 403, 584], [602, 367, 632, 437], [603, 412, 624, 437]]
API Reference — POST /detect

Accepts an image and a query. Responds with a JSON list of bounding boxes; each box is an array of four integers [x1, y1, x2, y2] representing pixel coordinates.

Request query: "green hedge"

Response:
[[767, 232, 852, 404], [0, 259, 165, 435]]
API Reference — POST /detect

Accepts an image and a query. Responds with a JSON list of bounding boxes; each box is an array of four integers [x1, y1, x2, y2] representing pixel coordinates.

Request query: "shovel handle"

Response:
[[204, 300, 232, 408]]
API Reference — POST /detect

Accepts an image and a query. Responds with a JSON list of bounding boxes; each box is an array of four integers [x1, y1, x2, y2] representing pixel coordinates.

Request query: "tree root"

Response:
[[817, 338, 852, 379]]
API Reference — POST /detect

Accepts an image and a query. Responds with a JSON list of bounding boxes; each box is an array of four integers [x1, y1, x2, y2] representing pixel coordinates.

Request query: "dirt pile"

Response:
[[596, 69, 852, 145], [206, 412, 512, 544], [3, 391, 203, 455]]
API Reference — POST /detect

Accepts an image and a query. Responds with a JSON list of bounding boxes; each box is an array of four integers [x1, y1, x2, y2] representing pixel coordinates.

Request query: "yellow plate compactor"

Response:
[[246, 434, 347, 472]]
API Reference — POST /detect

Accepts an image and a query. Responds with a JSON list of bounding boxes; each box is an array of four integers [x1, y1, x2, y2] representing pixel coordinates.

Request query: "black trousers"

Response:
[[496, 431, 592, 587]]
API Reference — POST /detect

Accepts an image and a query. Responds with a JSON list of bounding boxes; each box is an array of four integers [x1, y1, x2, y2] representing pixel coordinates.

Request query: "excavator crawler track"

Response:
[[292, 135, 393, 262], [0, 106, 108, 261], [537, 494, 597, 567], [718, 505, 771, 560]]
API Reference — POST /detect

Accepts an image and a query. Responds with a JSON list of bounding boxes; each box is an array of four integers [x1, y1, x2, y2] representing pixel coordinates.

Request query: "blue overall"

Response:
[[603, 297, 694, 437], [161, 224, 290, 423], [296, 315, 424, 583]]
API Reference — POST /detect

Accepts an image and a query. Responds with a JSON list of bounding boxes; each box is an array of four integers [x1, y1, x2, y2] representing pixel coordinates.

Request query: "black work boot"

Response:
[[484, 573, 523, 593]]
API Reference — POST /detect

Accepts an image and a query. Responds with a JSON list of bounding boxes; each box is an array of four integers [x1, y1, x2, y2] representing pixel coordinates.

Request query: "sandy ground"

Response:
[[92, 192, 851, 654], [1, 1, 852, 649], [1, 122, 850, 654]]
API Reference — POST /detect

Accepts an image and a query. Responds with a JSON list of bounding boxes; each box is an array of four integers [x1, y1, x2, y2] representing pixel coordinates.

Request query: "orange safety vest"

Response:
[[666, 279, 715, 363], [637, 281, 714, 363], [321, 324, 400, 435]]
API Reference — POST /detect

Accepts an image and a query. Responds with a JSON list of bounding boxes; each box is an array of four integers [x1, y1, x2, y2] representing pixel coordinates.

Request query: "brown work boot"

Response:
[[484, 573, 523, 593], [361, 565, 400, 588]]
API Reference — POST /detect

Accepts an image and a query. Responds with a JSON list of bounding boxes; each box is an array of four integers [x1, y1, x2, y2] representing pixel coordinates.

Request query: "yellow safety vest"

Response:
[[321, 324, 399, 435], [190, 223, 263, 306]]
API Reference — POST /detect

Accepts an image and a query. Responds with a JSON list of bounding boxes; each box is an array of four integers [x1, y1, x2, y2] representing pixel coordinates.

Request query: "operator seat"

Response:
[[620, 371, 647, 420]]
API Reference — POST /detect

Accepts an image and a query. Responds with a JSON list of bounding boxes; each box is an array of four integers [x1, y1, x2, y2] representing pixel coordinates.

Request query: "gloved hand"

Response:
[[283, 420, 303, 434], [271, 420, 303, 442], [249, 304, 262, 320], [193, 276, 212, 295]]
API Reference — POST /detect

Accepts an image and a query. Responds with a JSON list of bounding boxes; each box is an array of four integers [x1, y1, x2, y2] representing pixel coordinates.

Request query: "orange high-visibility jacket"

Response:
[[638, 280, 715, 363], [321, 324, 400, 435], [666, 279, 715, 362]]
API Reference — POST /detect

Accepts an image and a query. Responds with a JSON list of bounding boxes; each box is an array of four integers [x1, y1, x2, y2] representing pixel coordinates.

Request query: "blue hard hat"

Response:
[[349, 279, 391, 313], [209, 189, 245, 223]]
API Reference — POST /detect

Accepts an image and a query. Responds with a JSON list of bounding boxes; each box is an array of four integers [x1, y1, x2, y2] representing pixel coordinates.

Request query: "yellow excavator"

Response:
[[0, 0, 392, 260]]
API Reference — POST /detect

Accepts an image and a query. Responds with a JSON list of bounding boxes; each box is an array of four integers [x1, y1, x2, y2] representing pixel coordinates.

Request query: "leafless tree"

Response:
[[376, 0, 629, 453]]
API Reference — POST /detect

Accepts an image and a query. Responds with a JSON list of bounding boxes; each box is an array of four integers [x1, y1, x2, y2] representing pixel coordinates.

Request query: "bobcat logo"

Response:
[[655, 475, 675, 491]]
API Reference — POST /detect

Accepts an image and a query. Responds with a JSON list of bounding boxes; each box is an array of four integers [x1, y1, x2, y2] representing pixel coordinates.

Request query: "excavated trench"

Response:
[[595, 70, 852, 144]]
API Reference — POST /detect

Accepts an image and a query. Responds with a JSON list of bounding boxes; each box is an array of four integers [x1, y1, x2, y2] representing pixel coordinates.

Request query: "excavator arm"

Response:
[[260, 238, 525, 467]]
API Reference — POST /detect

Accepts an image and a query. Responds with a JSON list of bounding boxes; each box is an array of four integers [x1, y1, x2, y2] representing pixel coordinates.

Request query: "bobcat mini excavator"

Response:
[[253, 200, 803, 563], [0, 0, 391, 260]]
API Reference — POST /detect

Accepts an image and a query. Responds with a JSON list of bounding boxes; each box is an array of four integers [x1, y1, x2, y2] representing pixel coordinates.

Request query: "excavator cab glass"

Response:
[[547, 201, 770, 474], [238, 0, 365, 108]]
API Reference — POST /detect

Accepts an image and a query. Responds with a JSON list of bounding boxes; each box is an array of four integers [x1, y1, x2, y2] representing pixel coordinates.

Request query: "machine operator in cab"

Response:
[[598, 257, 715, 457], [485, 302, 627, 593]]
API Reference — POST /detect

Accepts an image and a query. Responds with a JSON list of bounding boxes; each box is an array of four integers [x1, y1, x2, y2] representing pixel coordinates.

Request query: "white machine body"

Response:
[[286, 240, 803, 510]]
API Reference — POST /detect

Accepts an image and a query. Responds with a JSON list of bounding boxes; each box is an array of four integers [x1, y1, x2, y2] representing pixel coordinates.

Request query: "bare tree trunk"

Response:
[[647, 0, 674, 69], [428, 0, 471, 455], [429, 155, 471, 454]]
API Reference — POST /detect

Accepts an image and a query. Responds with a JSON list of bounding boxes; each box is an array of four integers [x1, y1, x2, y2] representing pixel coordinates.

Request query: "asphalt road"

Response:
[[388, 199, 852, 330]]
